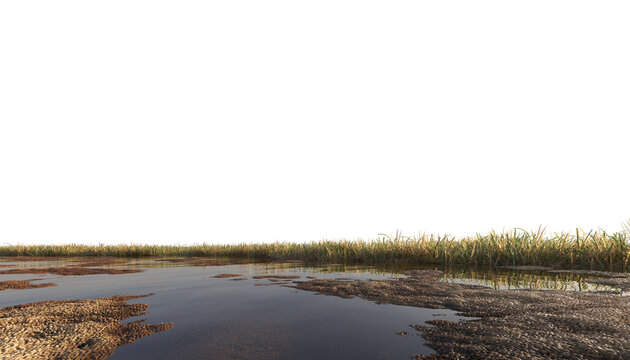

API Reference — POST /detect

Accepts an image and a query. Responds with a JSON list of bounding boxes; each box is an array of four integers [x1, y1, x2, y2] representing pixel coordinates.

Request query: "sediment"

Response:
[[212, 273, 243, 278], [293, 270, 630, 360], [0, 294, 172, 360], [68, 258, 129, 267], [155, 257, 257, 266], [0, 267, 142, 276], [252, 275, 301, 280], [0, 279, 56, 291]]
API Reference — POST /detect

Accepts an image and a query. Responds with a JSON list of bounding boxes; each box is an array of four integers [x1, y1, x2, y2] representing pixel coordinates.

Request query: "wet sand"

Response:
[[293, 270, 630, 359], [0, 294, 172, 360]]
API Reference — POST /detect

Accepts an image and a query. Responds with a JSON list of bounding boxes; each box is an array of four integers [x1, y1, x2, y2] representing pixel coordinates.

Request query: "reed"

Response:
[[2, 226, 630, 270]]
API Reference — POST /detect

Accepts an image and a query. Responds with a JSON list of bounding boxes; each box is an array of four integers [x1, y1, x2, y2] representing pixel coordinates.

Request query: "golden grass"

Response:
[[2, 227, 630, 270]]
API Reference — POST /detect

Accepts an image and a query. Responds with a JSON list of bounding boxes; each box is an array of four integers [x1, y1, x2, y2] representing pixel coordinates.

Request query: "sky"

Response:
[[1, 1, 629, 245]]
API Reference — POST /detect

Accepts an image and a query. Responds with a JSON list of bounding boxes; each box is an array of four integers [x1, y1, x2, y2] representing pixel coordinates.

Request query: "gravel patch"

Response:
[[0, 294, 172, 360]]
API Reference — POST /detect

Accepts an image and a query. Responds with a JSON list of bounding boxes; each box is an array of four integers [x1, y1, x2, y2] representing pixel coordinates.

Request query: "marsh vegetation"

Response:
[[3, 227, 630, 270]]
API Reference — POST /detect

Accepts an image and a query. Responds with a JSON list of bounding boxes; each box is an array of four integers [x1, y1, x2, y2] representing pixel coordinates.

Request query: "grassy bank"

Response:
[[2, 228, 630, 270]]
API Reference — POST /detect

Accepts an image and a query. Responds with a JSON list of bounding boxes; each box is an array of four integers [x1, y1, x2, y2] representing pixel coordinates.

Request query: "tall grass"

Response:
[[2, 226, 630, 270]]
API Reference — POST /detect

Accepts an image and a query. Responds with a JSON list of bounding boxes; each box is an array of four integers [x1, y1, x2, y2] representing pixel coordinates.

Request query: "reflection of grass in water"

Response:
[[2, 224, 630, 270], [440, 267, 623, 293]]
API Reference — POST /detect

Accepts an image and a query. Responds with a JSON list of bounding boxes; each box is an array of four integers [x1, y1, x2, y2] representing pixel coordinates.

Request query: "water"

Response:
[[1, 258, 625, 359], [439, 266, 628, 294], [0, 259, 461, 359]]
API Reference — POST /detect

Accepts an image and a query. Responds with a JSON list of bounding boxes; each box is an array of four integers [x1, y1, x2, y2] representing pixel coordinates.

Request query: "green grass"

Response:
[[2, 226, 630, 270]]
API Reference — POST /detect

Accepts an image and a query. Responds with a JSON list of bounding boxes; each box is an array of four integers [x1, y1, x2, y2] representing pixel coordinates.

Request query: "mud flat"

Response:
[[293, 270, 630, 360], [0, 279, 56, 291], [0, 294, 172, 360], [212, 273, 243, 278], [155, 257, 258, 266], [252, 275, 301, 280], [0, 267, 142, 276]]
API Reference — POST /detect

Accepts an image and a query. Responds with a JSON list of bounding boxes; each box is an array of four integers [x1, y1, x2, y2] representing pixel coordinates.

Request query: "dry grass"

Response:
[[2, 226, 630, 270]]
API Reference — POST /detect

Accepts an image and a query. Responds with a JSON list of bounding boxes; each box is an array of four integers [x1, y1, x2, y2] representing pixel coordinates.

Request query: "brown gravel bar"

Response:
[[0, 294, 172, 360], [293, 270, 630, 360]]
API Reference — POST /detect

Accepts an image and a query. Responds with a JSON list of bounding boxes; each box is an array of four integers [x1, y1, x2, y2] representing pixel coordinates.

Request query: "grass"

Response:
[[2, 226, 630, 270]]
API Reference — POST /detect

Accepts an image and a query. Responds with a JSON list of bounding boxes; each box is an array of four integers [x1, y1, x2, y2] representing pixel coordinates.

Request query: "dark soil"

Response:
[[293, 270, 630, 360]]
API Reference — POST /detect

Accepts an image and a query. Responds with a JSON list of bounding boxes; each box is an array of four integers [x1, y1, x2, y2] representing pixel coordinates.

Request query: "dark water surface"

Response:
[[2, 258, 625, 359], [0, 259, 462, 359]]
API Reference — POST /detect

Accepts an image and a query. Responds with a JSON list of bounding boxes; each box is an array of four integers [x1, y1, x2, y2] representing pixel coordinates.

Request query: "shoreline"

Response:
[[292, 270, 630, 359]]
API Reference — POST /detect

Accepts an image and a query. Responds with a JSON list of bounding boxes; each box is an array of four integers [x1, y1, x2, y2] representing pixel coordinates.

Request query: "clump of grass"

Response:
[[2, 226, 630, 270]]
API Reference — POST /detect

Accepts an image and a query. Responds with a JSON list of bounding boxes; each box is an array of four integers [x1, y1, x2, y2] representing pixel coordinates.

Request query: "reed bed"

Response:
[[2, 227, 630, 270]]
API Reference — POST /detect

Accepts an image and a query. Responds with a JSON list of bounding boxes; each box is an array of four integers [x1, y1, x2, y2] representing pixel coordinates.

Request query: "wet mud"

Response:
[[252, 275, 301, 280], [0, 267, 142, 276], [0, 294, 172, 360], [0, 279, 57, 291], [212, 273, 243, 278], [496, 265, 552, 271], [293, 270, 630, 360], [586, 277, 630, 292], [0, 256, 70, 262], [68, 258, 129, 267], [155, 257, 257, 266]]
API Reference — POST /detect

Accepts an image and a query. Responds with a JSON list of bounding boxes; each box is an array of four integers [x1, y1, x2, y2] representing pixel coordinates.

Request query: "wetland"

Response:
[[1, 256, 629, 359]]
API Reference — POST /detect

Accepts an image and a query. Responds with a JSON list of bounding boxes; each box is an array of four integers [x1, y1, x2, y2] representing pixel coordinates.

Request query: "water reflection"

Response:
[[2, 257, 628, 360], [439, 267, 627, 294], [0, 258, 459, 360]]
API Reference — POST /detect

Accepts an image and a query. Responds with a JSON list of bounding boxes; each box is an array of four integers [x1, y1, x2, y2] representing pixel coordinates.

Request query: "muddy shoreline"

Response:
[[292, 270, 630, 359]]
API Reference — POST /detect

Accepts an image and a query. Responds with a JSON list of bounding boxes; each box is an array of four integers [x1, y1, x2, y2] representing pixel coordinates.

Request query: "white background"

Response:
[[1, 1, 628, 245]]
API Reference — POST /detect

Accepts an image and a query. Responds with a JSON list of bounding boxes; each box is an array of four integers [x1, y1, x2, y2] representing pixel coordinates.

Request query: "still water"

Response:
[[0, 258, 624, 359], [0, 259, 462, 359]]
